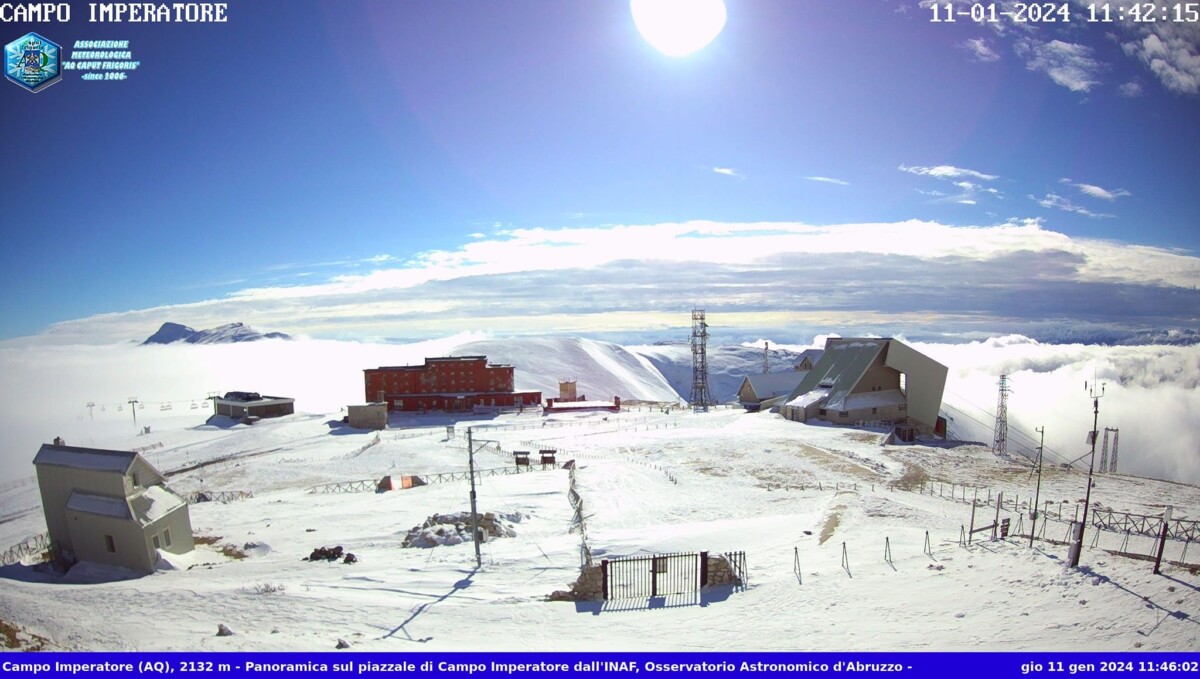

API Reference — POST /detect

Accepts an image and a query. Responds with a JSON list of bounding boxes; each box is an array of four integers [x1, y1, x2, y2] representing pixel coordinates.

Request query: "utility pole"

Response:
[[466, 427, 482, 569], [1070, 379, 1105, 568], [1029, 426, 1045, 549], [128, 397, 140, 435], [86, 402, 95, 422]]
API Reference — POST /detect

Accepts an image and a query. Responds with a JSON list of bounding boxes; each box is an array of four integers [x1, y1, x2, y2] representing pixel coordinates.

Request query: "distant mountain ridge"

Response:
[[142, 322, 292, 345]]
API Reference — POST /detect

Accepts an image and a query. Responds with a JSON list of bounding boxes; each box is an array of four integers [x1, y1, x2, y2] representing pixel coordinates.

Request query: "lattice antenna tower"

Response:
[[1099, 428, 1111, 473], [1106, 427, 1119, 473], [763, 340, 769, 374], [992, 374, 1011, 455], [689, 308, 714, 410]]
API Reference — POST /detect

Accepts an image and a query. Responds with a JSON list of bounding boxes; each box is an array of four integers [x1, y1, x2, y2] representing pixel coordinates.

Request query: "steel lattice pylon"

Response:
[[992, 374, 1010, 455], [689, 309, 713, 410]]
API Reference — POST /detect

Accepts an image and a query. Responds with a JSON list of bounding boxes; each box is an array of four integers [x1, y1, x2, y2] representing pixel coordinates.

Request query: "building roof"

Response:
[[742, 371, 808, 401], [793, 349, 825, 367], [34, 444, 138, 474], [66, 491, 131, 519], [216, 393, 294, 405], [129, 485, 187, 526], [786, 339, 887, 410], [368, 355, 513, 371]]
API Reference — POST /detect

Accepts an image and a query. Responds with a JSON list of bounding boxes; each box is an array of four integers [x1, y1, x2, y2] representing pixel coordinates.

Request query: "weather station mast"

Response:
[[1069, 377, 1106, 568]]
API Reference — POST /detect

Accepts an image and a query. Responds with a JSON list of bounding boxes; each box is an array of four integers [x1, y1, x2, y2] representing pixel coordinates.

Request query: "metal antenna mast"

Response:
[[763, 340, 769, 374], [1108, 428, 1119, 473], [1029, 426, 1045, 549], [689, 309, 713, 410], [992, 374, 1011, 455], [1069, 377, 1105, 568]]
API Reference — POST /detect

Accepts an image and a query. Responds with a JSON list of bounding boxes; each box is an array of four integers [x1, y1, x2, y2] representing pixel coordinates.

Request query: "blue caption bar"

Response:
[[2, 653, 1199, 679]]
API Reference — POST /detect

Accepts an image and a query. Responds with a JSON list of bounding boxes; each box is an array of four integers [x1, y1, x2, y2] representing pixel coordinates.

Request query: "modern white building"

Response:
[[778, 337, 947, 434]]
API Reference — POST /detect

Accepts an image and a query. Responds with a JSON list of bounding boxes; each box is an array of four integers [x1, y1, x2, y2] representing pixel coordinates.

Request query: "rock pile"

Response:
[[401, 511, 523, 548], [306, 546, 358, 564]]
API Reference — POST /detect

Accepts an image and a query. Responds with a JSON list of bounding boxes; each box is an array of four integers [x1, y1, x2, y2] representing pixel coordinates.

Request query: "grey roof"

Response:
[[742, 371, 808, 401], [793, 349, 824, 366], [130, 485, 187, 526], [66, 491, 131, 519], [784, 339, 887, 409], [33, 444, 137, 474]]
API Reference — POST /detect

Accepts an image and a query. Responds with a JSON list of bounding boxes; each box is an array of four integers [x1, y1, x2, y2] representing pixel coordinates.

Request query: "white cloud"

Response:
[[1118, 80, 1144, 97], [1121, 22, 1200, 95], [804, 176, 850, 186], [712, 167, 742, 177], [957, 199, 977, 205], [1031, 193, 1114, 219], [1015, 39, 1103, 92], [954, 181, 980, 191], [469, 232, 486, 239], [1059, 179, 1131, 202], [899, 164, 998, 181], [962, 38, 1000, 62], [19, 218, 1200, 348]]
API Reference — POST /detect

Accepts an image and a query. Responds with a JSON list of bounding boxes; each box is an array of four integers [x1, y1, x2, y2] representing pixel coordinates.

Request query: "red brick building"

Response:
[[363, 356, 542, 413]]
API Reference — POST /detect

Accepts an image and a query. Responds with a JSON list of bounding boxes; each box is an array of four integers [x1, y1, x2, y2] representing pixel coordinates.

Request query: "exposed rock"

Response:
[[306, 546, 344, 561], [336, 639, 350, 649], [343, 553, 358, 564], [216, 624, 234, 637], [402, 511, 523, 549]]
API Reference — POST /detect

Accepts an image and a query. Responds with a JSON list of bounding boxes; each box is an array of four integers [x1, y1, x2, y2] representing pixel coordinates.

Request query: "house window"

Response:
[[105, 535, 116, 553], [163, 529, 172, 547], [131, 473, 140, 487], [152, 534, 161, 549], [872, 408, 878, 415], [819, 409, 827, 416], [839, 411, 849, 417]]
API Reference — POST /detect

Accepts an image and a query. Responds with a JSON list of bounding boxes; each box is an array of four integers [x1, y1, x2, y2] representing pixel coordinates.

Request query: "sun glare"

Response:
[[631, 0, 727, 58]]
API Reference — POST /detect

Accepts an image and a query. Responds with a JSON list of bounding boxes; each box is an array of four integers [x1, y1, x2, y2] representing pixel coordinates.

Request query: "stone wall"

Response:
[[705, 554, 741, 587]]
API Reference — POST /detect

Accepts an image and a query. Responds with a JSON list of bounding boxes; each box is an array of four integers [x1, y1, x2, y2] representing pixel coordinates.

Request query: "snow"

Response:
[[0, 336, 1198, 652], [66, 491, 130, 519], [786, 388, 830, 409], [130, 485, 186, 526]]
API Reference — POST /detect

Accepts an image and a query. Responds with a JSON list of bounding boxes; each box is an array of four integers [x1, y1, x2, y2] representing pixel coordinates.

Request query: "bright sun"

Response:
[[630, 0, 727, 58]]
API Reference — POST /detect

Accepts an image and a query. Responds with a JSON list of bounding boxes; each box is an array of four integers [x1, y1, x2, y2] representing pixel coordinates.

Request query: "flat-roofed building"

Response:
[[364, 356, 541, 413], [213, 391, 295, 420]]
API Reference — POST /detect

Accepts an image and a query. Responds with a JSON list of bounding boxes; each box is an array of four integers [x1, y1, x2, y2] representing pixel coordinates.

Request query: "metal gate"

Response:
[[601, 552, 703, 600]]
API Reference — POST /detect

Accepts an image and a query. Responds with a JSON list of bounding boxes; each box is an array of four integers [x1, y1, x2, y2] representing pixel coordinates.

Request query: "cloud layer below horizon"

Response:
[[14, 219, 1200, 347]]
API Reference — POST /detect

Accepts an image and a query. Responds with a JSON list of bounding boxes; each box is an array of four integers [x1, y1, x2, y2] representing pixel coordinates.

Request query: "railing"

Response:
[[602, 552, 701, 600], [1091, 508, 1200, 542], [306, 462, 565, 494], [1, 532, 50, 566], [185, 490, 254, 504]]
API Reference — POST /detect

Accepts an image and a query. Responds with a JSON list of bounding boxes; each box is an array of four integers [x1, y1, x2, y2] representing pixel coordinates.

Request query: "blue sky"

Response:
[[1, 1, 1198, 344]]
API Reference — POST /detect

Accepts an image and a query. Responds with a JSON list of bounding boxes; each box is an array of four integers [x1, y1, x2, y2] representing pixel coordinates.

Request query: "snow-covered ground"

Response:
[[1, 404, 1197, 652], [1, 334, 1197, 652]]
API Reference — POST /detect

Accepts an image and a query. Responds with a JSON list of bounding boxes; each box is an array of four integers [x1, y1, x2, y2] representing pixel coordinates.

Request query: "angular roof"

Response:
[[130, 485, 187, 526], [66, 491, 131, 519], [786, 339, 887, 409], [793, 349, 824, 367], [742, 371, 808, 401], [34, 444, 138, 474]]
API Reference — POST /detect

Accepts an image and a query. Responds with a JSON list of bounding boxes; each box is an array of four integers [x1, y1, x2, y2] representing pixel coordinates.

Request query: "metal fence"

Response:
[[185, 490, 254, 504], [602, 552, 701, 600], [1, 532, 49, 566]]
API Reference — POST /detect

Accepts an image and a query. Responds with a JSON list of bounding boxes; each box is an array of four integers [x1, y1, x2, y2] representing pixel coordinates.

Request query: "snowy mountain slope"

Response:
[[143, 322, 292, 345], [628, 343, 809, 403], [450, 338, 681, 403]]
